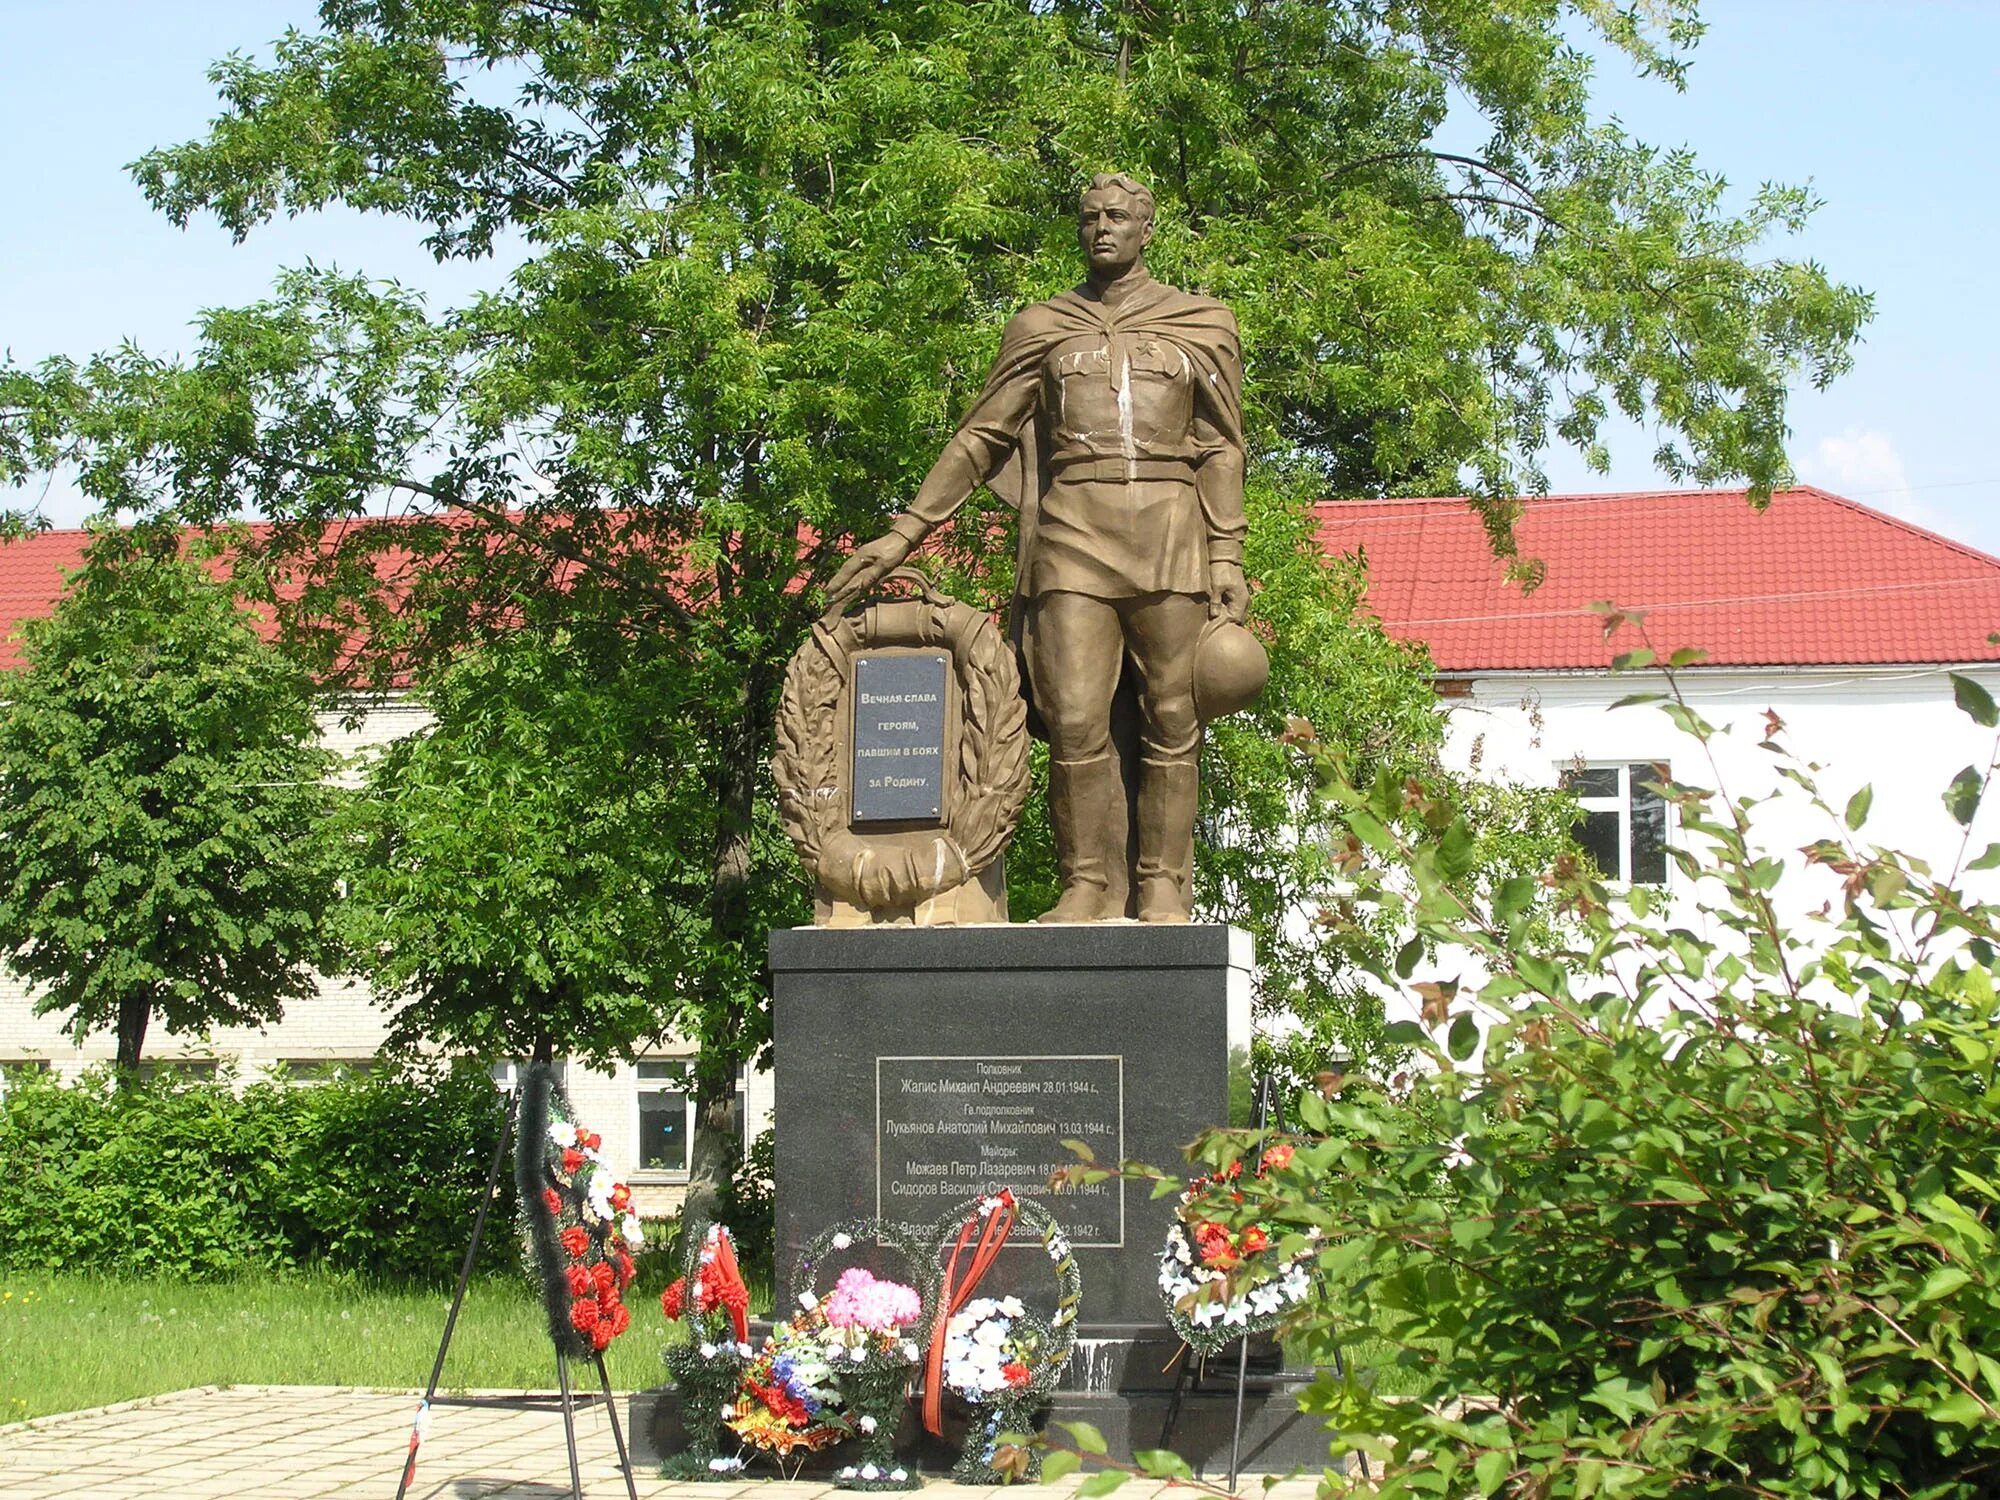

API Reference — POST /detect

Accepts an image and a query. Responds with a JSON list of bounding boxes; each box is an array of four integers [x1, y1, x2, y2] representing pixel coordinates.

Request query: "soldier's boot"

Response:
[[1038, 753, 1127, 923], [1135, 755, 1199, 923]]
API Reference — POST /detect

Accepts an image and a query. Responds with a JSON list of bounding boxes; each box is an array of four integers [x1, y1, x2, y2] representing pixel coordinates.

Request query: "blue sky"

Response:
[[4, 2, 1998, 552]]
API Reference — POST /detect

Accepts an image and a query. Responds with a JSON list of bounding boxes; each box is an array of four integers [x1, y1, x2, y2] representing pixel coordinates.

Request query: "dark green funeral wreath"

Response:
[[924, 1189, 1084, 1484], [515, 1061, 644, 1361]]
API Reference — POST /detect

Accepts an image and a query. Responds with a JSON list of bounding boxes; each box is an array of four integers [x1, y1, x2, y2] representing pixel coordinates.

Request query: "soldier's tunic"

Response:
[[887, 274, 1247, 602]]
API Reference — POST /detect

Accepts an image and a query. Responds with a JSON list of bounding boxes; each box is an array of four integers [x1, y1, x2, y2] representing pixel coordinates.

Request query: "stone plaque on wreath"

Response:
[[774, 570, 1029, 926]]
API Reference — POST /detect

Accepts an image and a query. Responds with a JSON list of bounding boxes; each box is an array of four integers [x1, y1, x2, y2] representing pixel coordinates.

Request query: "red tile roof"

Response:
[[8, 487, 1995, 676], [1316, 487, 2000, 672], [0, 529, 95, 670]]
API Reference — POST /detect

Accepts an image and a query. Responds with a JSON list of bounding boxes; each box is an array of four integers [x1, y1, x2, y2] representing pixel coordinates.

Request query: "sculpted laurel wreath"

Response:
[[775, 588, 1028, 911]]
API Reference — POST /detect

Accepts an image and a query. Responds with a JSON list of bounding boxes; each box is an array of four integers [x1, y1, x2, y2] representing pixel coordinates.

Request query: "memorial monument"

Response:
[[760, 174, 1309, 1469], [825, 170, 1266, 924]]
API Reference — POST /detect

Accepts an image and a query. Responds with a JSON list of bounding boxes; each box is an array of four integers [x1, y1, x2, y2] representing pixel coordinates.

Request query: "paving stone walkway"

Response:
[[0, 1386, 1334, 1500]]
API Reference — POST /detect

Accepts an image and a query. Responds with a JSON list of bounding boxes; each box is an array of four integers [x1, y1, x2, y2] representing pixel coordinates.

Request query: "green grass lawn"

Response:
[[2, 1272, 1410, 1427], [0, 1272, 687, 1424]]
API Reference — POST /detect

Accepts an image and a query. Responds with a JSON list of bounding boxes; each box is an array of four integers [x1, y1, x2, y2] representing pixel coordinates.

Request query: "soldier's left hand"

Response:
[[1209, 561, 1249, 624]]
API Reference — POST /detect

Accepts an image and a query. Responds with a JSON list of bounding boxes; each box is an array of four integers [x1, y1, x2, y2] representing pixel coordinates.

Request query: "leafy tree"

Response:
[[0, 531, 341, 1075], [0, 2, 1868, 1152], [347, 621, 794, 1072], [1169, 673, 2000, 1497]]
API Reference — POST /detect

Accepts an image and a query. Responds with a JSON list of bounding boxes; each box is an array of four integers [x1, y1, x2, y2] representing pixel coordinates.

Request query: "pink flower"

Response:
[[823, 1267, 921, 1332]]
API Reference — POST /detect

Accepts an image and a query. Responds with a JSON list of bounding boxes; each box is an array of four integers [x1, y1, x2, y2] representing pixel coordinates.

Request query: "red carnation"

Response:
[[1261, 1143, 1294, 1170], [542, 1187, 564, 1218], [580, 1130, 602, 1151], [608, 1301, 631, 1337], [590, 1261, 617, 1298], [591, 1321, 614, 1351], [661, 1278, 686, 1320], [1002, 1362, 1031, 1388], [567, 1265, 593, 1298], [718, 1281, 749, 1318], [609, 1183, 632, 1212], [561, 1147, 585, 1175], [570, 1297, 601, 1332], [1193, 1220, 1236, 1267], [559, 1225, 590, 1259], [615, 1250, 636, 1289], [1240, 1225, 1270, 1254]]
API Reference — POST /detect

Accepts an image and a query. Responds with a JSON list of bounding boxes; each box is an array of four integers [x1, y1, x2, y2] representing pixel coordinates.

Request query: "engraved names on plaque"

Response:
[[850, 651, 949, 825], [876, 1054, 1124, 1246]]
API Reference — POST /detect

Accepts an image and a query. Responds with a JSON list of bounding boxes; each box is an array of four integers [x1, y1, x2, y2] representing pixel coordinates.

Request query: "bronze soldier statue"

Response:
[[830, 173, 1255, 923]]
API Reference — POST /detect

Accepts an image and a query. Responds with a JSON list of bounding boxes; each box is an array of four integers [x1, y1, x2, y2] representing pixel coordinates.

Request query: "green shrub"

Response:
[[271, 1060, 515, 1280], [0, 1061, 510, 1281], [1225, 672, 2000, 1498]]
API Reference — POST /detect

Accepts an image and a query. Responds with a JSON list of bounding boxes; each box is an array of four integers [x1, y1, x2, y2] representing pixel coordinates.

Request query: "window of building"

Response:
[[635, 1060, 748, 1179], [0, 1060, 50, 1101], [135, 1058, 219, 1085], [277, 1058, 372, 1084], [1560, 762, 1671, 885], [490, 1060, 566, 1097]]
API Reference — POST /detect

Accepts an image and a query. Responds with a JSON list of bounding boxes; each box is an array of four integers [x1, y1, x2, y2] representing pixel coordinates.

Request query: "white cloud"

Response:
[[1800, 428, 1936, 529]]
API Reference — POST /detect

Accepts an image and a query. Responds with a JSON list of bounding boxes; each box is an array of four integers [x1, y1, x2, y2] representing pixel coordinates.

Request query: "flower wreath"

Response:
[[925, 1190, 1084, 1484], [1158, 1142, 1318, 1358], [660, 1219, 755, 1481], [746, 1217, 939, 1491], [515, 1061, 644, 1361]]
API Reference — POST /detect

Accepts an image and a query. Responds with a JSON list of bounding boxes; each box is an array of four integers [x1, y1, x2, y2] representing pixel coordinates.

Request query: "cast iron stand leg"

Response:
[[594, 1352, 640, 1500], [1329, 1343, 1370, 1482], [395, 1088, 516, 1500], [1226, 1075, 1283, 1488], [1157, 1346, 1193, 1450], [557, 1351, 585, 1500], [1226, 1333, 1251, 1490]]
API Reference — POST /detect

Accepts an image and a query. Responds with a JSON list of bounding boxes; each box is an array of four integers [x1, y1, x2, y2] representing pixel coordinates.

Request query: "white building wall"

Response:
[[0, 695, 771, 1220], [1400, 663, 2000, 1026]]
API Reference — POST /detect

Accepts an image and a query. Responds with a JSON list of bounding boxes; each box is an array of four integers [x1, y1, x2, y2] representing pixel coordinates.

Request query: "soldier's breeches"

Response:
[[1026, 591, 1204, 760]]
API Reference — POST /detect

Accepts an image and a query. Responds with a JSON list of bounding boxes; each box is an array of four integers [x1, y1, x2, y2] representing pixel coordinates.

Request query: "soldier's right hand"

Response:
[[826, 532, 914, 610]]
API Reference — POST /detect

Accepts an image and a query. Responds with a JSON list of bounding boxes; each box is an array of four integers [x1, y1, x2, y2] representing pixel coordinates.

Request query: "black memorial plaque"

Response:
[[850, 652, 949, 825], [876, 1054, 1124, 1246]]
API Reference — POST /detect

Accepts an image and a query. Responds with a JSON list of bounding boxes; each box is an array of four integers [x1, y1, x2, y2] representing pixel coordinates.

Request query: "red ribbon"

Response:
[[707, 1227, 752, 1345], [922, 1190, 1018, 1436]]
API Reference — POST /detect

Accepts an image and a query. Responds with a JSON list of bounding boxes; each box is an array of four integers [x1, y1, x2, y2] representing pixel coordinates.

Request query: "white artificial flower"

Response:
[[587, 1169, 617, 1221], [901, 1342, 919, 1361], [699, 1342, 718, 1359], [861, 1464, 880, 1480], [620, 1214, 645, 1248], [719, 1403, 734, 1418], [973, 1320, 1007, 1348], [832, 1232, 852, 1250], [891, 1469, 907, 1482], [839, 1466, 858, 1480], [998, 1296, 1024, 1318], [737, 1341, 755, 1357], [799, 1291, 819, 1311], [850, 1345, 868, 1363], [859, 1415, 878, 1435], [548, 1121, 576, 1147]]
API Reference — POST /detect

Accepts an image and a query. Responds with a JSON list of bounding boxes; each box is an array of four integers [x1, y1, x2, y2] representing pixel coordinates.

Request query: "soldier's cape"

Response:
[[974, 278, 1246, 584]]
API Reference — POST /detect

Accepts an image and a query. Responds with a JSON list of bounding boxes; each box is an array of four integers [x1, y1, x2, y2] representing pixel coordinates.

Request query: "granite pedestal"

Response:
[[749, 924, 1332, 1471], [769, 922, 1252, 1337]]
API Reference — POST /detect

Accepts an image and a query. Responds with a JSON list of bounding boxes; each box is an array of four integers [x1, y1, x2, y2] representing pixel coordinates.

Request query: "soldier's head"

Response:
[[1078, 172, 1155, 280]]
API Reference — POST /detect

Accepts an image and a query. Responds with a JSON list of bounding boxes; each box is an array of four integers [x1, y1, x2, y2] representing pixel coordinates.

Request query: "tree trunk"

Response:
[[684, 674, 764, 1228], [114, 990, 152, 1085], [684, 1069, 739, 1231]]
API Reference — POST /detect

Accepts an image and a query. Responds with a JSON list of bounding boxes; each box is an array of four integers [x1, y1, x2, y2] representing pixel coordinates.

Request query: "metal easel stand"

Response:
[[393, 1088, 639, 1500], [1156, 1075, 1370, 1489]]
